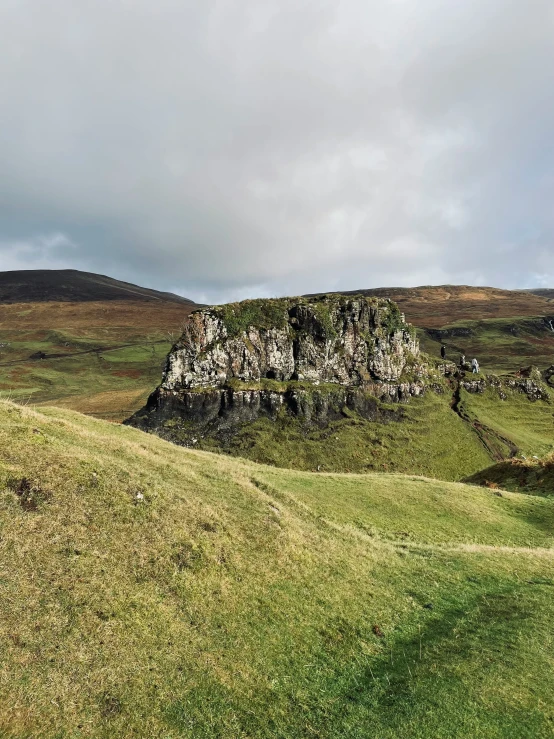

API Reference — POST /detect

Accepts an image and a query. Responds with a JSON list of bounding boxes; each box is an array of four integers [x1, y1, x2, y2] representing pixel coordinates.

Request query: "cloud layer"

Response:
[[1, 0, 553, 302]]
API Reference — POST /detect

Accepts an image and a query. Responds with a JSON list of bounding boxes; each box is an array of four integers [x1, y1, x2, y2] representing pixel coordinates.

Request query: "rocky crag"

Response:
[[127, 295, 431, 443], [459, 365, 551, 401]]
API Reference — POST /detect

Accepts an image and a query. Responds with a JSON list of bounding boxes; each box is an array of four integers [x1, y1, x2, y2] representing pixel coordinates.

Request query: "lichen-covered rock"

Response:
[[127, 294, 426, 442], [460, 370, 550, 401], [162, 294, 418, 389], [437, 362, 458, 376]]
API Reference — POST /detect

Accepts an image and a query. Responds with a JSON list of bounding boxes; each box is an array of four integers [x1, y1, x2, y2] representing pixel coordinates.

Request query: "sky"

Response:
[[1, 0, 553, 304]]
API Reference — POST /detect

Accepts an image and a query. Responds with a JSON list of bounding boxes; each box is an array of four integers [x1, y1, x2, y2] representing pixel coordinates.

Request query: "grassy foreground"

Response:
[[0, 401, 553, 737]]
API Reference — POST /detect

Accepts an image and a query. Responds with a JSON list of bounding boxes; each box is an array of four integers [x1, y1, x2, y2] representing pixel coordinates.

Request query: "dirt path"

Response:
[[450, 380, 518, 461], [0, 339, 169, 367]]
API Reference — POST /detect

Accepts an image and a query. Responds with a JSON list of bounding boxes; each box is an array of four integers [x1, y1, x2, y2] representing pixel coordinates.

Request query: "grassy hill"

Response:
[[459, 385, 554, 460], [0, 270, 197, 420], [419, 315, 554, 374], [0, 399, 553, 737], [194, 389, 494, 480]]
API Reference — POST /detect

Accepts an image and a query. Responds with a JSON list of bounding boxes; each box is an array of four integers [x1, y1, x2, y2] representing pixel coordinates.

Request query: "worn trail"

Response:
[[0, 339, 169, 367], [450, 379, 518, 461]]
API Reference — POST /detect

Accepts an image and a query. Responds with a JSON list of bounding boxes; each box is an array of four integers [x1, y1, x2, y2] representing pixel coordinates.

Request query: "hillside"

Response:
[[527, 288, 554, 300], [0, 399, 553, 737], [184, 383, 554, 480], [312, 285, 553, 326], [466, 454, 554, 496], [0, 270, 197, 420], [0, 269, 194, 304], [308, 286, 554, 373]]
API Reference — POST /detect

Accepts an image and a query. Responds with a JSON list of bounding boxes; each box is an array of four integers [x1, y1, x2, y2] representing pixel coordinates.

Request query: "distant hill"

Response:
[[0, 269, 195, 304], [526, 288, 554, 300], [306, 285, 553, 327], [0, 269, 197, 420]]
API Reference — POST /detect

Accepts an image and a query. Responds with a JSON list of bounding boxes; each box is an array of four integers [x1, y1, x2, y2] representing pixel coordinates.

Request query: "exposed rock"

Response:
[[163, 294, 418, 389], [503, 378, 550, 401], [127, 295, 427, 441], [139, 384, 403, 435], [516, 365, 544, 383], [460, 368, 550, 402], [460, 378, 488, 394], [437, 362, 458, 376]]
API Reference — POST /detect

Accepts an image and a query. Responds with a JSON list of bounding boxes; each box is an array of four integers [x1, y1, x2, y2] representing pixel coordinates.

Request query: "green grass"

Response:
[[466, 454, 554, 496], [420, 315, 554, 374], [196, 390, 494, 480], [1, 400, 553, 737], [461, 387, 554, 459], [213, 298, 291, 337], [0, 331, 171, 420], [259, 469, 554, 546]]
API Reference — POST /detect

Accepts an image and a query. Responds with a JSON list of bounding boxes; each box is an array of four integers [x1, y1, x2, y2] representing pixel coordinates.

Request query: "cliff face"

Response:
[[165, 295, 418, 387], [127, 295, 425, 441]]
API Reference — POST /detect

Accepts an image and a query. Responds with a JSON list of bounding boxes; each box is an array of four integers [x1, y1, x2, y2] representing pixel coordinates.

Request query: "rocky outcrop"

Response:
[[163, 295, 419, 389], [543, 365, 554, 388], [127, 295, 427, 442], [460, 366, 550, 402]]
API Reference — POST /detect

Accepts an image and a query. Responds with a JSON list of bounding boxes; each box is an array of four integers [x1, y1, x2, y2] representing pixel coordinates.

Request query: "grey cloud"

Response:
[[0, 0, 553, 303]]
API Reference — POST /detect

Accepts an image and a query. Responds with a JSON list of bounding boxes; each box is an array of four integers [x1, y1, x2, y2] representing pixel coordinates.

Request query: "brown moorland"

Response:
[[306, 285, 554, 372], [0, 271, 197, 420], [308, 285, 554, 328]]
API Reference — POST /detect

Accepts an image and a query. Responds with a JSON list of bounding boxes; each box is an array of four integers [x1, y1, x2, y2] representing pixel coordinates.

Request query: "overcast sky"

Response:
[[1, 0, 553, 303]]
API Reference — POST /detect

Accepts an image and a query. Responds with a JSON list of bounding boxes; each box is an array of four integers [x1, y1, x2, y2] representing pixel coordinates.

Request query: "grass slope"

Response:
[[466, 454, 554, 496], [460, 387, 554, 460], [198, 390, 493, 480], [419, 315, 554, 374], [0, 400, 553, 737]]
